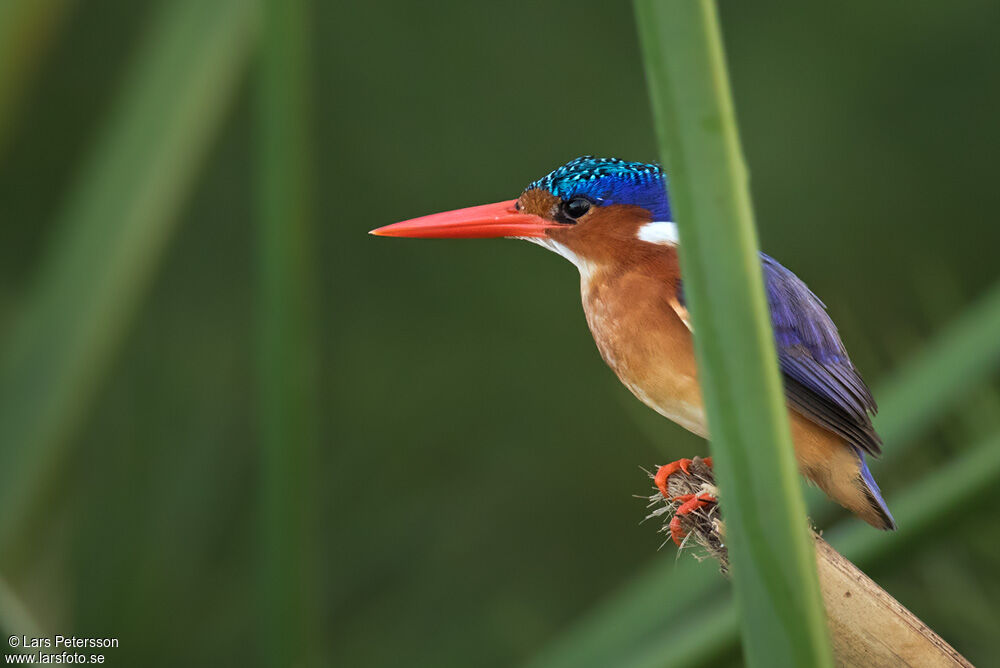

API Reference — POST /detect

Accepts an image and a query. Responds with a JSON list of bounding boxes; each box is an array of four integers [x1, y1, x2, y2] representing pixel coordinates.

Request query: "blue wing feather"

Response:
[[759, 253, 882, 456], [762, 254, 893, 527], [675, 253, 881, 455]]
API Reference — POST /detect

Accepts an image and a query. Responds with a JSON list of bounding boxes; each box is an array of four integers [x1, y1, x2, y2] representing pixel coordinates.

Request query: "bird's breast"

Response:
[[580, 262, 707, 437]]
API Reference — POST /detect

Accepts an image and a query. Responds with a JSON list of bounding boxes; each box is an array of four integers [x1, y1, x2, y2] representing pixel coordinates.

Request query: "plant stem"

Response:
[[255, 0, 321, 664], [633, 1, 832, 665], [654, 430, 1000, 668]]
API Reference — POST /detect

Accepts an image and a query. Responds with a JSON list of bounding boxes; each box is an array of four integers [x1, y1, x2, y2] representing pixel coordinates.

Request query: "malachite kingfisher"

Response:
[[371, 156, 896, 541]]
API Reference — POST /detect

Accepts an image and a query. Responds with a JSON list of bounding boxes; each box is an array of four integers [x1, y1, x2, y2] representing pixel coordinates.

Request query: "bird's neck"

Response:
[[540, 222, 679, 289], [575, 243, 681, 314]]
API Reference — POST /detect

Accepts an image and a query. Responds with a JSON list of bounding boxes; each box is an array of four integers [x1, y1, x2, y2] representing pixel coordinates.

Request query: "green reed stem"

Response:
[[255, 0, 321, 664], [633, 1, 832, 665]]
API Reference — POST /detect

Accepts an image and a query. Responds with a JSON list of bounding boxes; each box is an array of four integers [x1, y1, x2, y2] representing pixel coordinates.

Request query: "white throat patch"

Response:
[[637, 221, 679, 246], [515, 236, 598, 284], [516, 236, 580, 266]]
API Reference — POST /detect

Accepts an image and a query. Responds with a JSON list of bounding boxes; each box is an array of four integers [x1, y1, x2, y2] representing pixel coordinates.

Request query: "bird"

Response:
[[370, 156, 895, 542]]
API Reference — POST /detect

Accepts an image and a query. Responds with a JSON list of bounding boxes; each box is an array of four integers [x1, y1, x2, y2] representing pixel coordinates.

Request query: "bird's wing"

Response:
[[674, 253, 881, 455]]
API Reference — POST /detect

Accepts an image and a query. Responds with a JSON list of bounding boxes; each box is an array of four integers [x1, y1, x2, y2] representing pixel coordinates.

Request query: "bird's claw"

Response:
[[653, 457, 716, 546], [668, 492, 717, 546], [654, 457, 713, 500]]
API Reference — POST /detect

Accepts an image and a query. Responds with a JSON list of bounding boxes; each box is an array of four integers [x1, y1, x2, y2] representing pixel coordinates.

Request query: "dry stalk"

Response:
[[645, 458, 974, 668]]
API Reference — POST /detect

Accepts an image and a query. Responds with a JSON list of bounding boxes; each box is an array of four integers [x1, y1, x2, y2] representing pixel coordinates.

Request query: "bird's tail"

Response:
[[797, 431, 897, 531], [853, 447, 896, 531]]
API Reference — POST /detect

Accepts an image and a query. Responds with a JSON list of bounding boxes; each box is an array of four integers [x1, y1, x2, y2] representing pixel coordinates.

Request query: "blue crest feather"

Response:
[[526, 156, 671, 221]]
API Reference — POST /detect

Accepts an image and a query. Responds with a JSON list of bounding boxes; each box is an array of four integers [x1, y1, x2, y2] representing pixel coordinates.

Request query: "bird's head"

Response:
[[371, 156, 677, 268]]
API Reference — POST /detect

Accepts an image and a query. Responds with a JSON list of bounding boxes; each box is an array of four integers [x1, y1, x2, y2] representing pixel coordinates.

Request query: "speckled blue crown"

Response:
[[525, 156, 671, 221]]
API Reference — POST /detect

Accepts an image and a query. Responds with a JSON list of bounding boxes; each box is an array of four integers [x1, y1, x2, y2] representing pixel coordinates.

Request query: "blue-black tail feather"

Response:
[[854, 447, 896, 530]]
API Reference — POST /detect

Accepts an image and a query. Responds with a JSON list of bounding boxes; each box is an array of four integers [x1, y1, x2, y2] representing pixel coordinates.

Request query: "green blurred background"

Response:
[[1, 1, 999, 666]]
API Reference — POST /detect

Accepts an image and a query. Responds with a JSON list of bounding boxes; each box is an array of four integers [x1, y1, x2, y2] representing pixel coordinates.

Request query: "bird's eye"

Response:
[[561, 197, 592, 221]]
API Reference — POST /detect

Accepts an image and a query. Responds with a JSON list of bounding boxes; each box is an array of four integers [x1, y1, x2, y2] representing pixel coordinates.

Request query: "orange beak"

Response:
[[369, 199, 560, 239]]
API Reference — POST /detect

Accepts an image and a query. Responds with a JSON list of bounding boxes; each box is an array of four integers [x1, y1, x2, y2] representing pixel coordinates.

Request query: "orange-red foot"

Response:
[[654, 457, 713, 500], [668, 493, 717, 546]]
